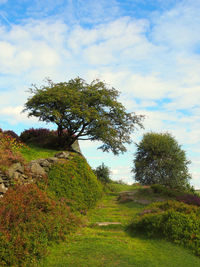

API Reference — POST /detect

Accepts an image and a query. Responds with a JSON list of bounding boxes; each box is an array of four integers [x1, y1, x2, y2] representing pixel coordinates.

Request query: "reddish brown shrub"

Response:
[[176, 193, 200, 207], [0, 184, 80, 266], [0, 132, 25, 172], [3, 130, 20, 141]]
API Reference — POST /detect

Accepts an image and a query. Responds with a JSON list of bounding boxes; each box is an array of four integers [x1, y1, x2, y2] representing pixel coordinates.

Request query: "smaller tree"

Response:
[[132, 132, 191, 189], [93, 163, 112, 184]]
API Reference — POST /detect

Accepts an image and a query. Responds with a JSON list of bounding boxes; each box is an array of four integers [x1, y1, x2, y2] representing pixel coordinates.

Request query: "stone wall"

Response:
[[0, 151, 70, 197]]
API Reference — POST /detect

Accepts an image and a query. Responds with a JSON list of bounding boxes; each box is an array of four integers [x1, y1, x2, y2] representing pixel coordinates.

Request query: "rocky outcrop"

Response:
[[0, 151, 70, 197], [71, 140, 81, 154]]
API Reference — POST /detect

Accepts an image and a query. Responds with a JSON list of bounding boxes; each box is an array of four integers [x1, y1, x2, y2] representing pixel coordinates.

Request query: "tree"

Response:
[[93, 163, 112, 184], [132, 132, 191, 189], [23, 77, 144, 154]]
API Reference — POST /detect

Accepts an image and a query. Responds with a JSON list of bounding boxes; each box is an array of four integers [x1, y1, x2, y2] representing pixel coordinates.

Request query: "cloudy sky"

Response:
[[0, 0, 200, 187]]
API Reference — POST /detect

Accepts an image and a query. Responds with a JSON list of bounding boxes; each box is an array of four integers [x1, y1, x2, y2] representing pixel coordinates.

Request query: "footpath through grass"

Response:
[[37, 186, 200, 267]]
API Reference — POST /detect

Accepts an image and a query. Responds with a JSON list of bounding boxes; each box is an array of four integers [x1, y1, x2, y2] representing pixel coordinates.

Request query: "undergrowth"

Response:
[[0, 184, 80, 266], [47, 153, 103, 212], [130, 200, 200, 256]]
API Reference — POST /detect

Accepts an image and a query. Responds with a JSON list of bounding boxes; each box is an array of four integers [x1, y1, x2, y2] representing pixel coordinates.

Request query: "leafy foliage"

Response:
[[47, 153, 103, 212], [20, 128, 76, 150], [20, 127, 54, 142], [177, 194, 200, 207], [23, 77, 144, 154], [132, 132, 191, 189], [93, 163, 112, 184], [130, 200, 200, 256], [151, 184, 183, 197], [3, 130, 20, 141], [0, 131, 25, 172], [0, 184, 80, 266]]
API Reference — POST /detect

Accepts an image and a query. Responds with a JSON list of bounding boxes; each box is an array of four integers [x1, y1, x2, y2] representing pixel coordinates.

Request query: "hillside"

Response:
[[0, 135, 102, 266], [1, 130, 200, 266], [38, 184, 200, 267]]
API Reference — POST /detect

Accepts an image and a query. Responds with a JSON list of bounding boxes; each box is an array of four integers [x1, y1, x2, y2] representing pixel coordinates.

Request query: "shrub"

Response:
[[176, 194, 200, 207], [132, 132, 191, 189], [0, 131, 25, 172], [130, 200, 200, 256], [20, 128, 76, 149], [151, 184, 181, 197], [0, 184, 80, 266], [3, 130, 20, 141], [20, 128, 54, 142], [47, 153, 103, 212], [93, 163, 112, 184], [113, 179, 127, 185]]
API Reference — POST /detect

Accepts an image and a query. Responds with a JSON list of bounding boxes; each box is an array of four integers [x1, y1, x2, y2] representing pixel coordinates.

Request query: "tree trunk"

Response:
[[57, 125, 63, 147]]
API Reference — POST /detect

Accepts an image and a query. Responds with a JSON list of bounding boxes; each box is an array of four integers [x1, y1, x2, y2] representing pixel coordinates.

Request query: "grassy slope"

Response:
[[20, 144, 60, 162], [37, 186, 200, 267]]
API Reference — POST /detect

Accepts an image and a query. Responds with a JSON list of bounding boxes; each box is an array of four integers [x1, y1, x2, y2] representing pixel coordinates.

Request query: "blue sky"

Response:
[[0, 0, 200, 187]]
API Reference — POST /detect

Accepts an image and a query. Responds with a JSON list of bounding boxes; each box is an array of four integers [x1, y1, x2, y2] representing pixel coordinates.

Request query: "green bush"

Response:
[[151, 184, 181, 197], [130, 200, 200, 256], [47, 153, 103, 212], [20, 128, 62, 149], [0, 184, 80, 266], [93, 163, 112, 184], [132, 132, 191, 189]]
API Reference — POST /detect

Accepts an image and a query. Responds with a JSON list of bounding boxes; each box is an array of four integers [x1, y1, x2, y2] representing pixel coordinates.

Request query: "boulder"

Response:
[[7, 163, 24, 179], [54, 151, 70, 159], [29, 162, 46, 176], [71, 140, 82, 154], [0, 150, 73, 197], [0, 183, 7, 194], [46, 157, 59, 164], [37, 159, 52, 168]]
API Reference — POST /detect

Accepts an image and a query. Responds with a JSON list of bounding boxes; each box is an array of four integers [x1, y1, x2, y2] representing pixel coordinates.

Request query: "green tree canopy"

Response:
[[132, 132, 191, 189], [93, 163, 112, 184], [23, 77, 144, 154]]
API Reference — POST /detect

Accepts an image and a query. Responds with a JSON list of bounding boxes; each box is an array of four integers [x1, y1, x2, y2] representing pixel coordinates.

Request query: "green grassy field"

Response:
[[37, 187, 200, 267]]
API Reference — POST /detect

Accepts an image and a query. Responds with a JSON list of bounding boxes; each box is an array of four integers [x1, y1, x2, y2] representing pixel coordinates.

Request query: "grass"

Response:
[[109, 183, 141, 193], [196, 190, 200, 196], [20, 144, 60, 162], [37, 186, 200, 267]]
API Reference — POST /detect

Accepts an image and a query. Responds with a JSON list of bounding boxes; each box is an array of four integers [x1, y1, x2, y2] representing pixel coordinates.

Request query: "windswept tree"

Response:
[[23, 77, 144, 154], [132, 132, 191, 189]]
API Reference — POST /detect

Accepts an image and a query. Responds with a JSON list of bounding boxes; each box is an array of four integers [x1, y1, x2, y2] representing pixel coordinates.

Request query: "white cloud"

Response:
[[151, 0, 200, 49], [0, 20, 66, 74], [111, 165, 133, 184], [0, 105, 39, 125], [0, 1, 200, 187]]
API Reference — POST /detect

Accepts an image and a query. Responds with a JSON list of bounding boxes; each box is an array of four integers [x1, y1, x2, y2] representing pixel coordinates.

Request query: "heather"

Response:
[[1, 127, 200, 266], [130, 200, 200, 256], [0, 130, 25, 172], [0, 184, 80, 266], [0, 129, 102, 266]]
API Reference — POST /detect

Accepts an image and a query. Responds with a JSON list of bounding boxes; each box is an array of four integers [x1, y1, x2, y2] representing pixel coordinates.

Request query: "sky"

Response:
[[0, 0, 200, 187]]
